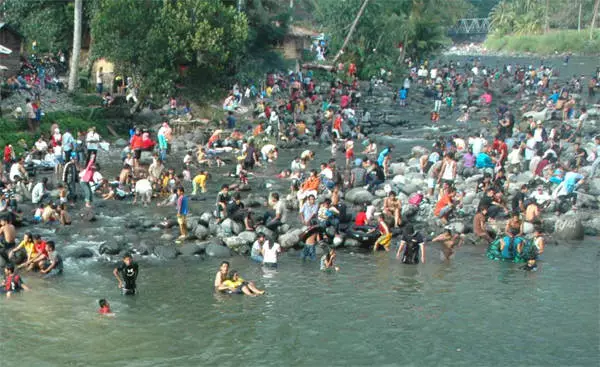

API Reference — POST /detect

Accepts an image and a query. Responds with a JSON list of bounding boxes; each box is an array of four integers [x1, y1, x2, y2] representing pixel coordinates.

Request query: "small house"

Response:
[[282, 25, 320, 60], [0, 23, 23, 75]]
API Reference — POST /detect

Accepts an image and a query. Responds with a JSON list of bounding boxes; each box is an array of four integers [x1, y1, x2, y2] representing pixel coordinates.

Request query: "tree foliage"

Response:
[[317, 0, 470, 77], [1, 0, 73, 53], [489, 0, 599, 36]]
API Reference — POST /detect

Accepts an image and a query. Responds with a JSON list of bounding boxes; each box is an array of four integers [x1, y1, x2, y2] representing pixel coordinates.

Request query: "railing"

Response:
[[449, 18, 490, 35]]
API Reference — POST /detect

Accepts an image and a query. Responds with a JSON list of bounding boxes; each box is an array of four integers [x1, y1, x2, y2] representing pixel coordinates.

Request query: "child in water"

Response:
[[320, 248, 340, 272], [522, 259, 537, 272], [98, 299, 114, 315]]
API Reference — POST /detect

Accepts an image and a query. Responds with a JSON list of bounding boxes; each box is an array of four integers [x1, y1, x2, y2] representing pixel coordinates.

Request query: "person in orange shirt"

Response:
[[332, 114, 342, 142], [434, 189, 456, 224], [253, 122, 264, 137], [297, 170, 320, 206]]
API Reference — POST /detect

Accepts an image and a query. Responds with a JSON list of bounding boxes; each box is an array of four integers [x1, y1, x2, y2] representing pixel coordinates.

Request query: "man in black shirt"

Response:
[[113, 253, 139, 295], [396, 224, 426, 264], [511, 184, 528, 213]]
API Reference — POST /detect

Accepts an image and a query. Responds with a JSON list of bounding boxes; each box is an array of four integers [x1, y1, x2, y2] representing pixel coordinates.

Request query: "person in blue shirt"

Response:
[[377, 146, 391, 167], [176, 186, 189, 241], [475, 148, 495, 169], [399, 88, 407, 107], [548, 91, 559, 104]]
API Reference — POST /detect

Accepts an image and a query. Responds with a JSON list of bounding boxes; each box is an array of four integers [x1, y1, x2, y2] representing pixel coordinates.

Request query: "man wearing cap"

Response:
[[85, 127, 101, 164]]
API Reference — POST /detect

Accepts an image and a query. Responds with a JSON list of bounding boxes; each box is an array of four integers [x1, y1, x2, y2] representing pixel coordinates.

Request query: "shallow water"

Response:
[[3, 54, 600, 366], [1, 242, 598, 366]]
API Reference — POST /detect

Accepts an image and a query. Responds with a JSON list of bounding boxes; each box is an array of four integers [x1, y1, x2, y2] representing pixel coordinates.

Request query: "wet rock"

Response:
[[345, 188, 375, 204], [220, 218, 243, 235], [255, 225, 275, 240], [142, 220, 155, 229], [153, 245, 180, 259], [223, 236, 247, 250], [133, 240, 156, 255], [160, 233, 175, 242], [343, 238, 361, 247], [554, 214, 585, 241], [66, 247, 95, 259], [238, 231, 257, 244], [125, 220, 141, 229], [206, 243, 232, 257], [449, 222, 466, 234], [194, 225, 209, 240], [9, 248, 27, 264], [278, 229, 303, 249], [278, 224, 290, 234], [332, 235, 344, 248], [199, 212, 214, 226], [80, 210, 96, 222], [99, 242, 126, 255], [179, 242, 206, 256], [114, 138, 128, 147], [588, 177, 600, 196]]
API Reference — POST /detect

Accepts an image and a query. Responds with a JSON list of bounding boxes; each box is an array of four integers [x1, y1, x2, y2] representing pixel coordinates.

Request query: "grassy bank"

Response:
[[485, 29, 600, 55], [0, 94, 129, 154]]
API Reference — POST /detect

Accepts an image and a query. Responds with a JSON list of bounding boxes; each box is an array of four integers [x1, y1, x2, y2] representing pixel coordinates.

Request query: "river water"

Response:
[[1, 55, 599, 366]]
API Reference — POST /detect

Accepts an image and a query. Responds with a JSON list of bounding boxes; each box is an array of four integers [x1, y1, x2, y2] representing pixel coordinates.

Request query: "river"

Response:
[[0, 54, 599, 366]]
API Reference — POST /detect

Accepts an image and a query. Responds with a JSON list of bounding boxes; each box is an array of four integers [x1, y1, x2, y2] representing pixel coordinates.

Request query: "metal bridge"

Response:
[[449, 18, 490, 35]]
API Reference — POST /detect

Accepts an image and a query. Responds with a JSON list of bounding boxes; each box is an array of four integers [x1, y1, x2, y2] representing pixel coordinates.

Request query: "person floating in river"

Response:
[[1, 263, 30, 297]]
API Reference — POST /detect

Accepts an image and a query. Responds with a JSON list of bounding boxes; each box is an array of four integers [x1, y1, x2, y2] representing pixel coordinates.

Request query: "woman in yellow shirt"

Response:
[[8, 232, 35, 263]]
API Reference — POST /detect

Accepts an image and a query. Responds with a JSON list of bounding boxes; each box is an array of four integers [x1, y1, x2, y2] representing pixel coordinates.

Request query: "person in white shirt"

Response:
[[86, 127, 101, 164], [530, 186, 552, 207], [468, 134, 486, 156], [507, 145, 522, 173], [261, 144, 278, 161], [31, 177, 48, 204], [96, 67, 104, 94], [261, 240, 281, 268], [34, 137, 48, 157]]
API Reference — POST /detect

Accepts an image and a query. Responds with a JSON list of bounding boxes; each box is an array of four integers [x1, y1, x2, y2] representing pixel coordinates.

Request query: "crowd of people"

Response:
[[1, 55, 599, 300]]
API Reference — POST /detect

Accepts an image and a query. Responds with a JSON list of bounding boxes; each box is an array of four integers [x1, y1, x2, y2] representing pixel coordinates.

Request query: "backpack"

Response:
[[408, 192, 424, 206]]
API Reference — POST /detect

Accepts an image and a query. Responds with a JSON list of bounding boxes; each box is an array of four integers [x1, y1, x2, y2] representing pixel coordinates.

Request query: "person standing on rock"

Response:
[[176, 186, 189, 241], [79, 153, 96, 208], [113, 253, 139, 296]]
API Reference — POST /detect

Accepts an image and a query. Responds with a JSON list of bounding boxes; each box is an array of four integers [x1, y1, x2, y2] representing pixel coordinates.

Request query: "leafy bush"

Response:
[[485, 30, 600, 55]]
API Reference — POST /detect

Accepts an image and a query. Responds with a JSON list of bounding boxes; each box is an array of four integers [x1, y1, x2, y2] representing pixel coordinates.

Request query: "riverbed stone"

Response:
[[133, 240, 156, 255], [154, 245, 180, 259], [179, 242, 205, 256], [194, 225, 209, 240], [238, 231, 257, 244], [206, 243, 232, 257], [199, 212, 214, 226], [66, 247, 95, 259], [255, 226, 275, 240], [220, 218, 243, 235], [99, 242, 126, 255], [345, 188, 375, 204], [278, 229, 303, 249], [554, 214, 585, 241]]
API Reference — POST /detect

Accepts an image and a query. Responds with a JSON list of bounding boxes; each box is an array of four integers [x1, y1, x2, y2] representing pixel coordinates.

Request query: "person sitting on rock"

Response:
[[383, 191, 402, 228], [434, 188, 457, 225]]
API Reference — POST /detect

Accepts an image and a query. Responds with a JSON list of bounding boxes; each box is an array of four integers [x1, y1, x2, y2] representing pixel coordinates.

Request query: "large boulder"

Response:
[[206, 243, 232, 257], [223, 236, 247, 250], [345, 188, 375, 204], [153, 245, 180, 259], [411, 145, 429, 157], [554, 215, 585, 241], [133, 240, 156, 255], [255, 225, 275, 240], [238, 231, 257, 244], [587, 177, 600, 196], [220, 218, 243, 235], [179, 242, 205, 256], [66, 247, 95, 259], [343, 238, 361, 247], [99, 241, 127, 255], [278, 229, 303, 249], [199, 212, 214, 226], [193, 225, 209, 240]]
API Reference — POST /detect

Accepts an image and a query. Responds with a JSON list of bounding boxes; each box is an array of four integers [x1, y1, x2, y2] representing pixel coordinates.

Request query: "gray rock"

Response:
[[199, 212, 214, 226], [194, 225, 209, 240], [345, 188, 375, 204], [278, 224, 291, 234], [114, 138, 129, 147], [99, 242, 126, 255], [133, 240, 155, 255], [343, 238, 361, 247], [160, 233, 175, 242], [206, 243, 232, 257], [66, 247, 95, 259], [153, 245, 180, 259], [588, 177, 600, 196], [278, 229, 303, 249], [449, 222, 466, 234], [238, 231, 257, 244], [179, 242, 205, 256], [223, 236, 247, 250], [220, 218, 243, 235], [255, 226, 275, 240], [411, 145, 429, 157], [142, 220, 155, 229], [554, 215, 585, 241]]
